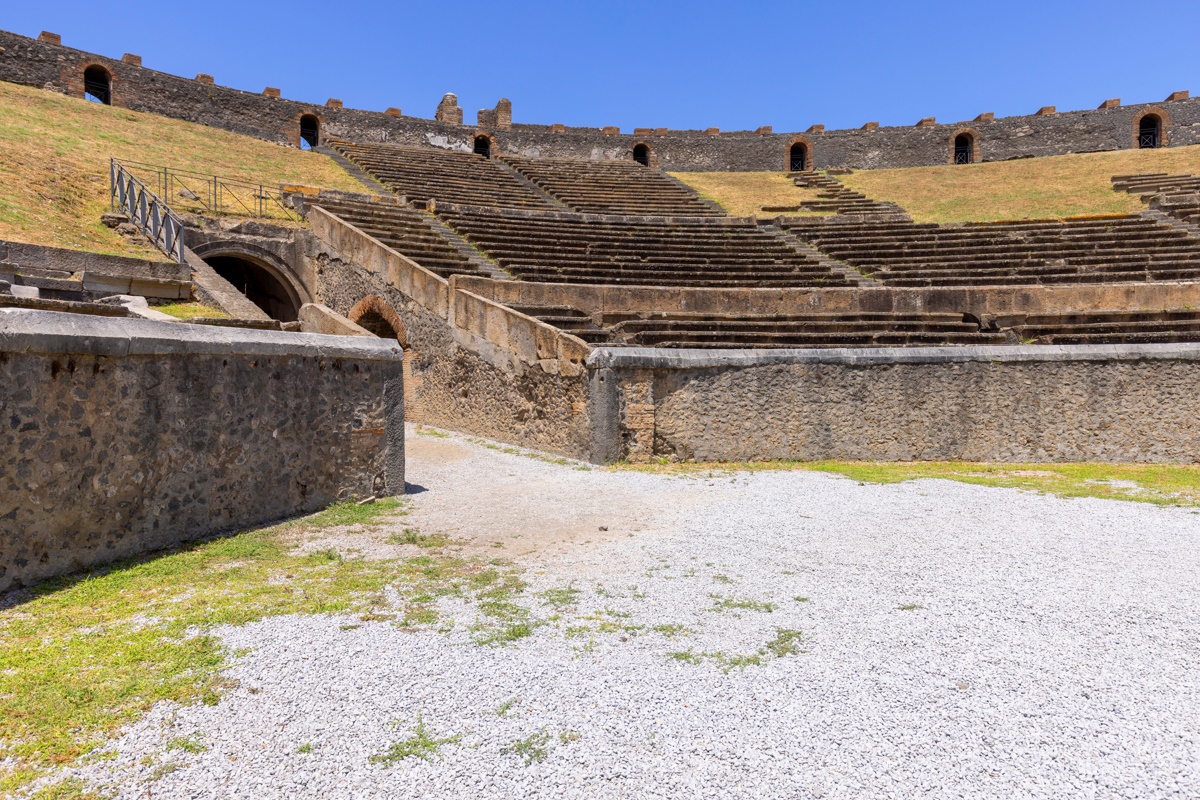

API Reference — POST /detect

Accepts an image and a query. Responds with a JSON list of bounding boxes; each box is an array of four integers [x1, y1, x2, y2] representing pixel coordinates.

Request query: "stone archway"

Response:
[[191, 241, 309, 322], [349, 296, 421, 421]]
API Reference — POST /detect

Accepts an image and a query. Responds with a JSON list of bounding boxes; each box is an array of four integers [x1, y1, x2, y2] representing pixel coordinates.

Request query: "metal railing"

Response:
[[110, 159, 185, 263], [117, 160, 300, 221]]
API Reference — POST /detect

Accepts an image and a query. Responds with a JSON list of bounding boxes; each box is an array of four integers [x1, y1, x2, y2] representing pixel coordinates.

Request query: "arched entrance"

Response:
[[473, 135, 491, 158], [633, 143, 650, 166], [84, 65, 111, 105], [203, 255, 300, 322], [789, 142, 808, 172], [349, 296, 421, 421], [300, 114, 320, 149], [1139, 114, 1162, 148], [954, 133, 974, 164]]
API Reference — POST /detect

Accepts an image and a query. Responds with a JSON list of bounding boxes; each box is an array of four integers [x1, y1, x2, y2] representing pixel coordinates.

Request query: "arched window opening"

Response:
[[299, 115, 320, 150], [633, 143, 650, 166], [204, 256, 298, 322], [357, 310, 401, 339], [473, 135, 491, 158], [954, 134, 973, 164], [83, 65, 111, 105], [789, 142, 808, 172], [1139, 115, 1162, 148]]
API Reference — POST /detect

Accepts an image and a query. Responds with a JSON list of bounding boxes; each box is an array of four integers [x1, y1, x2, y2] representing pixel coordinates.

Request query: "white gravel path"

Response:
[[60, 431, 1200, 799]]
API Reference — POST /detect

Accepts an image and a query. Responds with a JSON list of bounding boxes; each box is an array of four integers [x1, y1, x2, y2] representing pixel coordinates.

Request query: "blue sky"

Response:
[[7, 1, 1200, 132]]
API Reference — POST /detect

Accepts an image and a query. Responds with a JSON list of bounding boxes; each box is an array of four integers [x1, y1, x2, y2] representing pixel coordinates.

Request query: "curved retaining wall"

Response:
[[587, 345, 1200, 463], [0, 310, 405, 592], [1, 29, 1195, 171]]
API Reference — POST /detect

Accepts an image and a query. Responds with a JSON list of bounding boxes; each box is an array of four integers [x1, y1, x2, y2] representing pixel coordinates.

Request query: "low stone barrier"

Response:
[[0, 309, 404, 592], [587, 344, 1200, 463]]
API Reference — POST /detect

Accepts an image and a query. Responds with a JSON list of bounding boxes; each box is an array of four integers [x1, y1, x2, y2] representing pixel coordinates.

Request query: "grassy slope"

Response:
[[0, 81, 362, 258], [670, 172, 825, 217], [675, 144, 1200, 223]]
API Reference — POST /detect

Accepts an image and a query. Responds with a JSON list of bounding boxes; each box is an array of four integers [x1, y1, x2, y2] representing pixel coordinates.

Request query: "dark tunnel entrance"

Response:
[[204, 255, 299, 322]]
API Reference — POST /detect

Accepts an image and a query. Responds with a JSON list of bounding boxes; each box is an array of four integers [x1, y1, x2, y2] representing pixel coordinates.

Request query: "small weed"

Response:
[[712, 574, 734, 585], [502, 730, 551, 765], [898, 604, 926, 611], [558, 730, 581, 744], [296, 742, 313, 754], [388, 528, 450, 549], [541, 587, 581, 608], [653, 623, 693, 639], [495, 697, 520, 718], [28, 778, 100, 800], [303, 497, 404, 530], [764, 628, 804, 658], [794, 596, 809, 603], [710, 594, 775, 613], [668, 650, 702, 665], [149, 762, 178, 781], [166, 732, 206, 754], [369, 715, 461, 765], [415, 426, 450, 438]]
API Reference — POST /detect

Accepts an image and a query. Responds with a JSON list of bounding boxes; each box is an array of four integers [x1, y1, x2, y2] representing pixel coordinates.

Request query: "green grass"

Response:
[[494, 697, 520, 718], [369, 715, 461, 765], [0, 80, 361, 258], [296, 742, 314, 754], [152, 302, 230, 320], [0, 496, 529, 793], [668, 628, 804, 673], [165, 733, 206, 755], [617, 460, 1200, 508], [502, 730, 552, 765], [710, 594, 776, 614]]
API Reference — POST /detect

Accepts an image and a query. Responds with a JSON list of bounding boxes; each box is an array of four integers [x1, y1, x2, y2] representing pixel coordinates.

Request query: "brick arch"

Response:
[[285, 110, 324, 148], [472, 131, 498, 157], [784, 135, 814, 171], [949, 127, 980, 164], [349, 295, 407, 345], [66, 61, 118, 105], [631, 141, 659, 168], [1132, 106, 1171, 148]]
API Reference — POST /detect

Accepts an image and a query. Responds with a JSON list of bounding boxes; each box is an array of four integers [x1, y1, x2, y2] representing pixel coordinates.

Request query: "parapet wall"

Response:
[[589, 345, 1200, 463], [2, 28, 1196, 171], [0, 310, 405, 592]]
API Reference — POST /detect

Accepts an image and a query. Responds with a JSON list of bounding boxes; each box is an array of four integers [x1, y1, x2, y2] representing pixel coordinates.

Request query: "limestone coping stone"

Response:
[[0, 309, 404, 361], [587, 343, 1200, 370]]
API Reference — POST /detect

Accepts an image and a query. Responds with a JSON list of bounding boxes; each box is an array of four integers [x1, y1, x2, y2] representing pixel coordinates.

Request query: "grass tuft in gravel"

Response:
[[502, 730, 552, 765], [621, 460, 1200, 508], [710, 594, 776, 614], [369, 715, 461, 765], [296, 742, 313, 754], [165, 733, 206, 754]]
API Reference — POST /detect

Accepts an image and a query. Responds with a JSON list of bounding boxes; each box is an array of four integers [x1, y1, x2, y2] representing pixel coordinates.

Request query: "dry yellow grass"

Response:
[[839, 144, 1200, 223], [670, 171, 826, 218], [0, 81, 362, 258], [677, 144, 1200, 224]]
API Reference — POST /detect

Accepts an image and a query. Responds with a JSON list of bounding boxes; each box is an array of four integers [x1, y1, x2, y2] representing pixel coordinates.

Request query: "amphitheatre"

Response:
[[1, 23, 1200, 799]]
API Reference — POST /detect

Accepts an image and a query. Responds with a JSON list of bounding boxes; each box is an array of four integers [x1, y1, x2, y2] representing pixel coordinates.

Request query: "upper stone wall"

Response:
[[2, 28, 1197, 171]]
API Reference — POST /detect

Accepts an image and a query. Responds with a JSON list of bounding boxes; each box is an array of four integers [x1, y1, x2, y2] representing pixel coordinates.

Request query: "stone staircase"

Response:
[[503, 155, 722, 216], [310, 194, 497, 280], [326, 139, 555, 210], [787, 172, 908, 217], [1112, 172, 1200, 228]]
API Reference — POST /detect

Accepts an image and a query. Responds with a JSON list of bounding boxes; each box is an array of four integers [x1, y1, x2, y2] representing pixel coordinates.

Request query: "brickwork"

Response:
[[1132, 106, 1170, 148], [1, 28, 1198, 172]]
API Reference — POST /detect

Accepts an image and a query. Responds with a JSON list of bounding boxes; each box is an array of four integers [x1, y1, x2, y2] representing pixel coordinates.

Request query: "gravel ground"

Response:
[[58, 430, 1200, 799]]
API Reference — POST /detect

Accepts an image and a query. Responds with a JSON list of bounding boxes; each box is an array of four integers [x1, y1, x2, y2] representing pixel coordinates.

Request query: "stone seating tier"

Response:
[[328, 140, 554, 210], [312, 196, 485, 279], [780, 215, 1200, 287], [438, 206, 856, 288], [502, 155, 720, 216]]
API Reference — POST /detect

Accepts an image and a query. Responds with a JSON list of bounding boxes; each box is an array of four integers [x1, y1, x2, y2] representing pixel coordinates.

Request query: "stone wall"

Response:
[[304, 206, 594, 459], [0, 309, 404, 592], [2, 28, 1196, 171], [588, 345, 1200, 463]]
